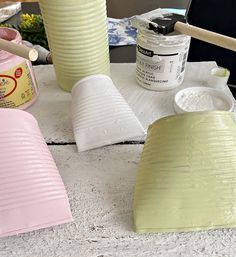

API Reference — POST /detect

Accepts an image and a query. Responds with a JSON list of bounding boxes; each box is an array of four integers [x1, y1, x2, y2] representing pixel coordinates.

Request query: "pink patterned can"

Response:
[[0, 28, 38, 109]]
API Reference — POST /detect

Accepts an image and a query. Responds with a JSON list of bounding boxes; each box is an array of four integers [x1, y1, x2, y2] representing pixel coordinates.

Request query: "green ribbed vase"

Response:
[[39, 0, 110, 91], [134, 111, 236, 232]]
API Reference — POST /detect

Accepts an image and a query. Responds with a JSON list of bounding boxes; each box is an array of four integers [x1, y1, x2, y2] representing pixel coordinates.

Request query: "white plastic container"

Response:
[[136, 29, 191, 91], [207, 67, 230, 90]]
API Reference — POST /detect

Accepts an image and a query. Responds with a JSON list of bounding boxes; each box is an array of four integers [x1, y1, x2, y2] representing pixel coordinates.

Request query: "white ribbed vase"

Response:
[[39, 0, 110, 91]]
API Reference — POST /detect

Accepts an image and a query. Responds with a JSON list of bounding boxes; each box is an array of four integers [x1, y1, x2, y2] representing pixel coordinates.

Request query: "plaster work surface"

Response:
[[1, 145, 236, 257], [27, 62, 235, 143]]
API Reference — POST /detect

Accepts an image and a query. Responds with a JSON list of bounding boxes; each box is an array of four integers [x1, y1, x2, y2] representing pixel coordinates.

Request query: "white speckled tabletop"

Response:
[[1, 63, 236, 257], [26, 62, 235, 144]]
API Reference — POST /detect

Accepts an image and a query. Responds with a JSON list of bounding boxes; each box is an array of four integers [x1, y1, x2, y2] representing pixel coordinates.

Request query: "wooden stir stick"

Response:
[[0, 37, 38, 61]]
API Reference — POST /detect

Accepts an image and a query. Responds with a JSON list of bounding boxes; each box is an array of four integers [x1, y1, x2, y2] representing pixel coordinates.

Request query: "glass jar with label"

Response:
[[0, 28, 38, 109], [136, 28, 191, 91]]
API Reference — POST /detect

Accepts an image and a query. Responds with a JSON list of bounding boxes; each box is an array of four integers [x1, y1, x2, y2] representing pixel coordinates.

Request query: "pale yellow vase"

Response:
[[134, 111, 236, 233], [39, 0, 110, 91]]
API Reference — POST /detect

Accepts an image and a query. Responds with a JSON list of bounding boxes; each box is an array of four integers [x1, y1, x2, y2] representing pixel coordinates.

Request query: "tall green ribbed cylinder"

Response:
[[39, 0, 110, 91]]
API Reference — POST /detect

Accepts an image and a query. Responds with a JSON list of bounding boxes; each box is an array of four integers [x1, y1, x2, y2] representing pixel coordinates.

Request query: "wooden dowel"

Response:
[[175, 22, 236, 52], [0, 38, 38, 61]]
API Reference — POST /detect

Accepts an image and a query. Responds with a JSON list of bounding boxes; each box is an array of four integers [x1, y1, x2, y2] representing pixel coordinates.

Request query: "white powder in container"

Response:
[[175, 87, 234, 113]]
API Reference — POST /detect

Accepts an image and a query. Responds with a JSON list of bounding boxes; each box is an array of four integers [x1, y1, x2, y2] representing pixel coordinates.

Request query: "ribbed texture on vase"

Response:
[[39, 0, 110, 92], [0, 109, 73, 237], [0, 132, 65, 211], [71, 75, 146, 152], [134, 111, 236, 233]]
